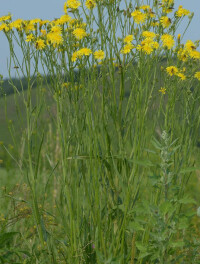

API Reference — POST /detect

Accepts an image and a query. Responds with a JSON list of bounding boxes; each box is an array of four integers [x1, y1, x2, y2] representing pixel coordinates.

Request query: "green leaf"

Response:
[[159, 201, 173, 215], [135, 242, 147, 252], [179, 196, 196, 205], [127, 221, 144, 232], [138, 251, 151, 259]]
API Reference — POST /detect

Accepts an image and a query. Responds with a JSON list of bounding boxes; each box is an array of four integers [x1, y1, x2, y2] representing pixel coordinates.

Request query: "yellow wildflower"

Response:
[[185, 40, 196, 52], [26, 34, 34, 42], [39, 20, 49, 27], [85, 0, 96, 9], [10, 19, 23, 30], [93, 50, 105, 60], [51, 26, 62, 34], [58, 14, 72, 25], [40, 29, 47, 36], [24, 21, 35, 32], [190, 50, 200, 59], [194, 72, 200, 81], [142, 31, 156, 39], [166, 66, 178, 76], [140, 5, 150, 11], [65, 0, 81, 9], [47, 32, 63, 46], [35, 38, 46, 50], [73, 28, 87, 40], [124, 35, 134, 43], [131, 10, 147, 24], [0, 14, 12, 22], [159, 87, 166, 94], [177, 48, 188, 62], [176, 5, 190, 17], [161, 34, 175, 49], [176, 72, 186, 81], [160, 16, 171, 28], [0, 23, 9, 32], [120, 43, 134, 54]]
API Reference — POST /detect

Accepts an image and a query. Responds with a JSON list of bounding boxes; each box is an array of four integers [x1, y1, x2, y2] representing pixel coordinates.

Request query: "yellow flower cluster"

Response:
[[161, 34, 175, 50], [131, 10, 147, 24], [137, 31, 159, 55], [72, 48, 92, 62], [176, 5, 190, 17], [178, 40, 200, 61], [65, 0, 81, 9], [121, 35, 134, 54], [166, 66, 186, 81]]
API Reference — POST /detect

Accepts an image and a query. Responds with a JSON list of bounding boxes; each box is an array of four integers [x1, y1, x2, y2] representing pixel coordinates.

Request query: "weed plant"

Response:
[[0, 0, 200, 263]]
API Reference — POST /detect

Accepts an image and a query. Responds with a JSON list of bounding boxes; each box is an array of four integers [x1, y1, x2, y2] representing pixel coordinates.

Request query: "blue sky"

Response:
[[0, 0, 199, 78]]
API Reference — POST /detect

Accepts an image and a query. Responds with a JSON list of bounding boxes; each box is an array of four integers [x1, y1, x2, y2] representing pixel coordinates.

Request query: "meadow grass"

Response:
[[0, 0, 200, 263]]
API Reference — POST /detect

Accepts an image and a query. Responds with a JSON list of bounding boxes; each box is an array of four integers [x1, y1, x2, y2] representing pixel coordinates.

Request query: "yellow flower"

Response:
[[35, 38, 46, 50], [26, 34, 34, 42], [58, 14, 72, 25], [176, 72, 186, 81], [65, 0, 81, 9], [39, 20, 49, 27], [142, 31, 156, 39], [140, 5, 150, 11], [78, 48, 92, 56], [185, 40, 196, 52], [47, 32, 63, 46], [177, 48, 188, 62], [24, 21, 35, 32], [73, 28, 87, 40], [10, 19, 23, 30], [159, 87, 166, 94], [0, 23, 9, 32], [40, 29, 47, 36], [131, 10, 147, 24], [51, 26, 62, 34], [124, 35, 134, 43], [30, 18, 41, 24], [85, 0, 96, 9], [166, 66, 178, 76], [72, 48, 92, 61], [161, 34, 175, 49], [0, 14, 12, 22], [176, 5, 190, 17], [93, 50, 105, 60], [120, 43, 134, 54], [190, 50, 200, 59], [142, 44, 153, 55], [160, 16, 171, 28], [194, 72, 200, 80]]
